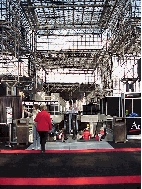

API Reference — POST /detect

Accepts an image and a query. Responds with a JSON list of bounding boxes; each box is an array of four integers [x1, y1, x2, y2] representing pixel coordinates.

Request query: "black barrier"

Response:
[[72, 114, 77, 139], [64, 114, 70, 134], [0, 123, 9, 143]]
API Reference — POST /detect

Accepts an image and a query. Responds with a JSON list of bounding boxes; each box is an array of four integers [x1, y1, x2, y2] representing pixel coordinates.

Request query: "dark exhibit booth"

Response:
[[100, 93, 141, 140], [0, 96, 22, 143]]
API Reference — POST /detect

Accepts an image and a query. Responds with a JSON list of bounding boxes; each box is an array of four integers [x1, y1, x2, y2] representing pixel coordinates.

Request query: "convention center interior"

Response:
[[0, 0, 141, 188]]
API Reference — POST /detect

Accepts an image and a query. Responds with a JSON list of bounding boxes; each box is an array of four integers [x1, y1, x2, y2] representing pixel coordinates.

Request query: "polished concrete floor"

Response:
[[27, 141, 114, 150], [26, 131, 141, 150], [27, 136, 114, 150]]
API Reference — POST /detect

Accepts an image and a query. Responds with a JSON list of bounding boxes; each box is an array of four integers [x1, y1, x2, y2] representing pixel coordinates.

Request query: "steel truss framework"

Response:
[[43, 82, 97, 100], [0, 0, 141, 100]]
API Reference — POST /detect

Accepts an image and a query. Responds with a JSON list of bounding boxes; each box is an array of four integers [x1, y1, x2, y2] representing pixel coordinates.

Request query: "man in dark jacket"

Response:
[[34, 104, 52, 153]]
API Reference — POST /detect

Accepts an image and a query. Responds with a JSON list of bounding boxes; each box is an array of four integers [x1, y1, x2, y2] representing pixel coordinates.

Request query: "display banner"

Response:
[[126, 118, 141, 135], [6, 107, 12, 124]]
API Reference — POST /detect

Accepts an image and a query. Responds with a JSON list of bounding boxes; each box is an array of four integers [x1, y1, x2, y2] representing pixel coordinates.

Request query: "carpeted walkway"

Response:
[[0, 149, 141, 188], [0, 139, 141, 188], [0, 150, 141, 177]]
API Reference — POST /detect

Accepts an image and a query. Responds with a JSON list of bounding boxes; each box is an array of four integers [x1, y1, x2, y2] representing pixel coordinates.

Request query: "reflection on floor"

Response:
[[127, 135, 141, 139]]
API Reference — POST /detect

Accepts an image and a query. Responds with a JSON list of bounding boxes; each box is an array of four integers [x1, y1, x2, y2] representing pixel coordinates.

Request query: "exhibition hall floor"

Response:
[[0, 139, 141, 189], [27, 140, 114, 150]]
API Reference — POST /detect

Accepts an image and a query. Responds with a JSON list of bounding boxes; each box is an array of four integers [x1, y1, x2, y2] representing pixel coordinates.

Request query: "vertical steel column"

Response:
[[32, 30, 34, 52], [17, 0, 21, 83], [119, 97, 120, 117], [0, 0, 2, 18], [102, 98, 103, 114], [35, 70, 38, 89], [1, 22, 4, 63], [121, 95, 124, 117], [124, 95, 125, 117], [34, 29, 37, 89], [132, 98, 133, 113], [69, 113, 72, 133], [106, 101, 107, 115]]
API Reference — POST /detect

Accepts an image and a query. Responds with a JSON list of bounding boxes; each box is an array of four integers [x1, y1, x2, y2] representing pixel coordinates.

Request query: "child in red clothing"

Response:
[[95, 134, 99, 141], [82, 128, 91, 140]]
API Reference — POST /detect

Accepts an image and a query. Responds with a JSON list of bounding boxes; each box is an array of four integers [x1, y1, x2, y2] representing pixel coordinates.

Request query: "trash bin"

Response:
[[113, 117, 126, 143], [16, 119, 29, 145]]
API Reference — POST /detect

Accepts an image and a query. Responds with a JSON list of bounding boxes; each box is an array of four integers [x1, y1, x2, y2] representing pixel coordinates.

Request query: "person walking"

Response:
[[32, 104, 40, 150], [34, 104, 52, 153]]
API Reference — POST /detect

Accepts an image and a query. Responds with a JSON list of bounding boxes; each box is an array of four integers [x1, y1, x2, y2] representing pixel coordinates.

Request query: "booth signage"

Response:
[[126, 118, 141, 135], [6, 107, 12, 124]]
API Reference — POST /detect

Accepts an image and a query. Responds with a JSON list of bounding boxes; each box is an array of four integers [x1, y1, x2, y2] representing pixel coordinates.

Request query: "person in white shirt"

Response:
[[32, 104, 40, 150]]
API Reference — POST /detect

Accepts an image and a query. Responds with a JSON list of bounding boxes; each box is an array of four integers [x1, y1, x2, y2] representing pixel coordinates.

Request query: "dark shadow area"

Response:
[[108, 139, 141, 148], [0, 151, 140, 177]]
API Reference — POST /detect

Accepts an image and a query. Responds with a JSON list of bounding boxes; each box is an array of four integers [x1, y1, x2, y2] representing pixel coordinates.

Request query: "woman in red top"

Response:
[[34, 105, 52, 153]]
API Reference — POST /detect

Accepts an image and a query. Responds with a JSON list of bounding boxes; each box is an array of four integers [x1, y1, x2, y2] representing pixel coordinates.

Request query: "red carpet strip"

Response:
[[129, 129, 141, 132], [0, 175, 140, 185], [0, 148, 141, 153]]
